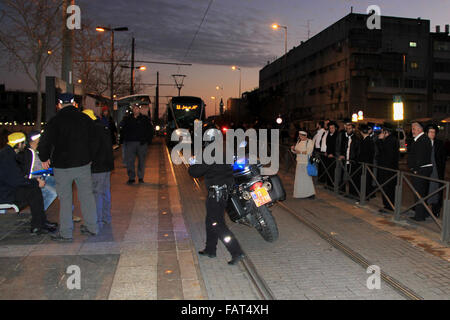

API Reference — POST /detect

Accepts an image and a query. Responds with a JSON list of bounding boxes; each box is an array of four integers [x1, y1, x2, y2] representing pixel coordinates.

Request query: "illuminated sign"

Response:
[[176, 104, 198, 110]]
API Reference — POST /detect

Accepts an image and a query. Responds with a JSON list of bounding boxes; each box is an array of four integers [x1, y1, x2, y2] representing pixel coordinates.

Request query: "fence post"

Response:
[[360, 163, 367, 206], [334, 159, 340, 194], [393, 171, 403, 221], [441, 183, 450, 244]]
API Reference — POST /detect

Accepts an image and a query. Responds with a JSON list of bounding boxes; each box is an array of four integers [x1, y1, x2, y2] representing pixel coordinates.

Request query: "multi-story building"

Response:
[[259, 12, 450, 124]]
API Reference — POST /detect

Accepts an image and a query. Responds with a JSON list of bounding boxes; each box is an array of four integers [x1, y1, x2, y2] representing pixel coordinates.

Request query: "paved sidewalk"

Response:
[[0, 139, 205, 300], [276, 171, 450, 299]]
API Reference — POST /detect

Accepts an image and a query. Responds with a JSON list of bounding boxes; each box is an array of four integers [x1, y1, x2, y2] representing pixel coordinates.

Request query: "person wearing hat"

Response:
[[100, 105, 117, 146], [337, 121, 361, 197], [83, 109, 114, 229], [38, 93, 99, 241], [0, 132, 57, 234], [324, 121, 338, 189], [375, 123, 399, 213], [356, 124, 375, 199], [408, 122, 433, 221], [425, 124, 447, 218], [120, 102, 153, 184], [16, 130, 58, 213], [291, 130, 316, 199]]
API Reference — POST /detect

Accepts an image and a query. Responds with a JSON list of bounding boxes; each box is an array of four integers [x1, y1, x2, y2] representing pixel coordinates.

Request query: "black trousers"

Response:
[[14, 185, 47, 229], [412, 167, 433, 219], [205, 197, 243, 258], [317, 153, 326, 183], [378, 169, 396, 210]]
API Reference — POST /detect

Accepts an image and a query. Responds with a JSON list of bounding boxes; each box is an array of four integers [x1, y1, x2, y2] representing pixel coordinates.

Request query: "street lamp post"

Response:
[[272, 23, 287, 55], [96, 26, 128, 108], [121, 65, 146, 94], [231, 66, 241, 98]]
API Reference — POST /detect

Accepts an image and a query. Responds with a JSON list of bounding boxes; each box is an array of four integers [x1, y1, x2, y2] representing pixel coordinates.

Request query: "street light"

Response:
[[272, 23, 287, 54], [231, 66, 241, 98], [121, 64, 147, 93], [96, 25, 129, 107]]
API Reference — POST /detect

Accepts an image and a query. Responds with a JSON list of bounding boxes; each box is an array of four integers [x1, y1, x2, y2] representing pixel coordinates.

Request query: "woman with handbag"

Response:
[[291, 131, 316, 199]]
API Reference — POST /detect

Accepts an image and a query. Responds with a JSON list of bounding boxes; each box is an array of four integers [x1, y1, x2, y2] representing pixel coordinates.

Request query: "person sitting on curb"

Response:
[[0, 132, 57, 235]]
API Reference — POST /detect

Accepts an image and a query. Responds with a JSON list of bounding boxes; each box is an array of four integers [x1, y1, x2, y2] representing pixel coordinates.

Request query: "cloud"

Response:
[[77, 0, 279, 68]]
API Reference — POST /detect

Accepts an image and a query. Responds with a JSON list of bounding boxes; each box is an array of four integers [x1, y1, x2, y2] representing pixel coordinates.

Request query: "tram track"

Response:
[[276, 201, 423, 300], [166, 145, 276, 300], [166, 143, 422, 300]]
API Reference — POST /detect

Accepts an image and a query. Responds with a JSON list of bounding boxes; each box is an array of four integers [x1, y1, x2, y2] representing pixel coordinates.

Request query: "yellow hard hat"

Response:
[[82, 109, 97, 120], [7, 132, 26, 147]]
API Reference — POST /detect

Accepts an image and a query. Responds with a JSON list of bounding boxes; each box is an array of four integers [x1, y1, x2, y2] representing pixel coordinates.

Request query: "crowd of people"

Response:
[[0, 93, 153, 240], [291, 119, 447, 221]]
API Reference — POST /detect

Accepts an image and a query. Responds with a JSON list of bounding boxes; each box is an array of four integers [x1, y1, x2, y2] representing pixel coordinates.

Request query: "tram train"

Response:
[[166, 96, 206, 147]]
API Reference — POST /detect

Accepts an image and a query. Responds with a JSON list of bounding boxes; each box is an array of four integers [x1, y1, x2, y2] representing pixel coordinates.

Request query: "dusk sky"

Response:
[[1, 0, 450, 117]]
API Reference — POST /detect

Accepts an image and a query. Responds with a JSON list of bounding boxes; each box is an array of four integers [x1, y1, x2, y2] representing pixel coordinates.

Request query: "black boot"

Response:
[[228, 253, 245, 265], [198, 249, 216, 258]]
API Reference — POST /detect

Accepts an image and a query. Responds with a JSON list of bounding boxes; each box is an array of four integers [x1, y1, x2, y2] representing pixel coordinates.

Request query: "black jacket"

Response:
[[376, 134, 399, 170], [92, 121, 114, 174], [38, 106, 98, 169], [120, 114, 153, 143], [407, 133, 432, 172], [16, 148, 35, 177], [0, 145, 39, 203], [358, 135, 375, 164], [325, 132, 338, 157], [188, 161, 234, 190], [433, 139, 447, 180], [339, 132, 361, 161], [100, 115, 117, 145]]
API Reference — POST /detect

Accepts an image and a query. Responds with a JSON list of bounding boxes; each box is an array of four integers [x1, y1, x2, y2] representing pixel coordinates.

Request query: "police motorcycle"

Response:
[[227, 153, 285, 243], [195, 125, 285, 243]]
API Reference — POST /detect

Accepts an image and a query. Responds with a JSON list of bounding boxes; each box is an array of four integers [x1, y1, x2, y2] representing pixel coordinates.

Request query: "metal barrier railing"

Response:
[[276, 144, 450, 244]]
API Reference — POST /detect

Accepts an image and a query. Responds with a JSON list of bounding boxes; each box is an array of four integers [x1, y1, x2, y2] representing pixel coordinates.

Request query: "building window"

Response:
[[410, 62, 419, 69], [409, 41, 417, 48]]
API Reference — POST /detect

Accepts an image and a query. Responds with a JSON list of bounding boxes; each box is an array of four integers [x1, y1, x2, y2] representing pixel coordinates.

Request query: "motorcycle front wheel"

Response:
[[254, 205, 279, 242]]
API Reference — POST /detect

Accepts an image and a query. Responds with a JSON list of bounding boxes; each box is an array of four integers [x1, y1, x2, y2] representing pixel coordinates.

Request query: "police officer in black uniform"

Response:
[[188, 128, 245, 265]]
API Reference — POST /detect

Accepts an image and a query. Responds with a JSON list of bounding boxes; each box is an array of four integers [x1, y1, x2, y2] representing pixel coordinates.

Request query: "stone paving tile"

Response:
[[278, 171, 450, 300]]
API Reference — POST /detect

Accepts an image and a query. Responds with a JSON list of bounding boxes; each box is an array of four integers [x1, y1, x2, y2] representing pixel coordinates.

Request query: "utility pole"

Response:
[[61, 0, 74, 93], [155, 71, 159, 122], [130, 37, 135, 95], [110, 27, 114, 108]]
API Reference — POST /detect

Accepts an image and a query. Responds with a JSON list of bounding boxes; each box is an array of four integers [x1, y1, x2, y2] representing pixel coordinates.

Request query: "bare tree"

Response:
[[73, 20, 135, 104], [0, 0, 63, 129]]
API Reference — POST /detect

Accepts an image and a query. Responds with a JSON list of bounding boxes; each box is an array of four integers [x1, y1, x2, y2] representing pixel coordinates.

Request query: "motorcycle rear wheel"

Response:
[[254, 205, 279, 242]]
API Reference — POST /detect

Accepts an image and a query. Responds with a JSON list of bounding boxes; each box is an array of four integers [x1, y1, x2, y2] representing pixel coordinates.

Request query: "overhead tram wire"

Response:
[[168, 0, 214, 98]]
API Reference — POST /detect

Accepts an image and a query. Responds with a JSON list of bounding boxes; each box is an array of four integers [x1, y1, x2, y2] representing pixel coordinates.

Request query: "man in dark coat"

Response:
[[407, 122, 433, 221], [188, 129, 245, 265], [357, 124, 375, 200], [425, 124, 447, 217], [0, 132, 56, 234], [120, 103, 153, 184], [324, 121, 338, 189], [38, 93, 99, 241], [376, 123, 399, 213], [338, 121, 361, 197]]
